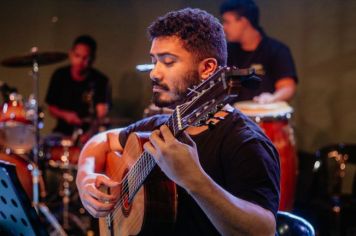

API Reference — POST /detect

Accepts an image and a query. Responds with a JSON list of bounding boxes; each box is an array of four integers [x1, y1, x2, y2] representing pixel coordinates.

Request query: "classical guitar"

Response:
[[99, 67, 260, 235]]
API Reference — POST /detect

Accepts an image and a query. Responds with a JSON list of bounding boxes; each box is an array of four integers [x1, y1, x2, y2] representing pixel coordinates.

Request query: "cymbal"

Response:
[[1, 51, 67, 68]]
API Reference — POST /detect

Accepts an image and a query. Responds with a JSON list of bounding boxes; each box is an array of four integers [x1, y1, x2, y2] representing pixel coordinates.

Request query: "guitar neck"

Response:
[[126, 115, 179, 201]]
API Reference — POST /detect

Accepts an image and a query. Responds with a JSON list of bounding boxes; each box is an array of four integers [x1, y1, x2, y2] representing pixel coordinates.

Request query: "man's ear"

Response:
[[198, 58, 218, 80]]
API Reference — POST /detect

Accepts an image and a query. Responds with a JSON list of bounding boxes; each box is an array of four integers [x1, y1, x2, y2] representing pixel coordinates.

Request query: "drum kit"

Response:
[[0, 49, 94, 235]]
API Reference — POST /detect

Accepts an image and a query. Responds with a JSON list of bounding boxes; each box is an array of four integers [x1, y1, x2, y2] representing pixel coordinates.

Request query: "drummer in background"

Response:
[[220, 0, 298, 104], [45, 35, 111, 143]]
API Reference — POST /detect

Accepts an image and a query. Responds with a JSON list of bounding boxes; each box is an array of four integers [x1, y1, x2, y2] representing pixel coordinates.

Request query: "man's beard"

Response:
[[152, 69, 201, 108]]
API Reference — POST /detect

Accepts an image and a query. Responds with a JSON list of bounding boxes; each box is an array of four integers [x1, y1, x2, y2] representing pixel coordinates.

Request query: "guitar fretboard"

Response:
[[126, 113, 180, 201]]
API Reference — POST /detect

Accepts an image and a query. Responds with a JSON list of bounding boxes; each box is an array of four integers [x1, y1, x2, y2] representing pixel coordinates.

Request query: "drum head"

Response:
[[234, 101, 293, 119], [0, 122, 35, 154]]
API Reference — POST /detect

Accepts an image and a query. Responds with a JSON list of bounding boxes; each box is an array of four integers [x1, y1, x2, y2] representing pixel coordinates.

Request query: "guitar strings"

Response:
[[106, 108, 187, 223]]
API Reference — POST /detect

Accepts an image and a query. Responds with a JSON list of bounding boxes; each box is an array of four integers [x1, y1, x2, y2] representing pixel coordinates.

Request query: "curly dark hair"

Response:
[[148, 8, 227, 66]]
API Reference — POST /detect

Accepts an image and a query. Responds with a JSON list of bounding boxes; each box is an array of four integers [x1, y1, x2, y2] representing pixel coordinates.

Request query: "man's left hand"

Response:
[[144, 125, 204, 190]]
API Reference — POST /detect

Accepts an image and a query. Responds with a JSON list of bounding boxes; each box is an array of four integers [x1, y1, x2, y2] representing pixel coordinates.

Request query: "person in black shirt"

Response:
[[220, 0, 298, 103], [76, 8, 279, 235], [46, 35, 111, 141]]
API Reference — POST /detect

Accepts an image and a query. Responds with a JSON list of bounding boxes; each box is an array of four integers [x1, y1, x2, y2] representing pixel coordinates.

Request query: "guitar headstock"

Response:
[[171, 66, 260, 134]]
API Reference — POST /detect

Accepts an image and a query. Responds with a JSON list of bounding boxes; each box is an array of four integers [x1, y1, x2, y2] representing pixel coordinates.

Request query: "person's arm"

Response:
[[48, 105, 82, 126], [76, 128, 124, 217], [254, 77, 296, 104], [96, 103, 109, 119], [188, 171, 275, 236], [144, 125, 276, 236], [254, 42, 298, 104]]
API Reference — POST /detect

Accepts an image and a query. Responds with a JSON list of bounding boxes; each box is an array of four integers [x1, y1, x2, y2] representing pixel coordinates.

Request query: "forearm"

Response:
[[96, 103, 109, 119], [48, 105, 73, 120], [272, 86, 295, 102], [76, 129, 123, 184], [76, 132, 109, 187], [187, 171, 276, 236], [273, 78, 296, 102]]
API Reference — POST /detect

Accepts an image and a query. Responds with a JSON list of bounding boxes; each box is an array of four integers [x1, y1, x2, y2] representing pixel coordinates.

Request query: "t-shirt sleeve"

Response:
[[118, 114, 170, 148], [45, 70, 62, 106], [221, 135, 280, 216], [272, 44, 298, 83]]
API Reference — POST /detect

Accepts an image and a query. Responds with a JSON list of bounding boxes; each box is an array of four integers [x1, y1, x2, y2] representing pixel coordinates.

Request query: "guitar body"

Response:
[[99, 132, 177, 236]]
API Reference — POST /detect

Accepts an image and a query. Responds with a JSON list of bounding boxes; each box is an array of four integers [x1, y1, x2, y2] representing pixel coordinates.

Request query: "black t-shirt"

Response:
[[118, 108, 280, 235], [227, 36, 298, 101], [45, 66, 111, 135]]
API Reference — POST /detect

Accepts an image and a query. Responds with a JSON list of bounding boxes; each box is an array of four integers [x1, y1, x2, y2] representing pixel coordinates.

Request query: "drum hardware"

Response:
[[1, 48, 68, 235], [2, 49, 98, 235], [59, 140, 74, 230], [43, 135, 93, 234]]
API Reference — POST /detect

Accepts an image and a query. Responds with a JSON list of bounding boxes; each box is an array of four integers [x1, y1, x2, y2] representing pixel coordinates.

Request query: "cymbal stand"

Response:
[[31, 52, 40, 206], [30, 48, 67, 236]]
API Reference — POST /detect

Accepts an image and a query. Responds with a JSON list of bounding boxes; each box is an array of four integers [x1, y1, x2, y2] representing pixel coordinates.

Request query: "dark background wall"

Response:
[[0, 0, 355, 152]]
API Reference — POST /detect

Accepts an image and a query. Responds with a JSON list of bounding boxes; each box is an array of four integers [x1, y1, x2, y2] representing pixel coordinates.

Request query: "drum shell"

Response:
[[0, 122, 35, 154], [46, 145, 80, 166], [43, 134, 81, 167], [258, 116, 298, 211], [0, 98, 35, 154], [0, 153, 33, 199]]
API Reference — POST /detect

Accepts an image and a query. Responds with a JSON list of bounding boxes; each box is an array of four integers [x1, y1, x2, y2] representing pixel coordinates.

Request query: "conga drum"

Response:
[[235, 101, 298, 210]]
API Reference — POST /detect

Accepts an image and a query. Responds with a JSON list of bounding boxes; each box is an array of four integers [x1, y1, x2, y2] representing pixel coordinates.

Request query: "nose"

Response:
[[150, 63, 163, 82]]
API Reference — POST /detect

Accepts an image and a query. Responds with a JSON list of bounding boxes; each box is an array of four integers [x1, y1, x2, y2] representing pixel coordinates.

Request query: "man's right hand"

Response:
[[64, 112, 82, 125], [78, 173, 119, 218]]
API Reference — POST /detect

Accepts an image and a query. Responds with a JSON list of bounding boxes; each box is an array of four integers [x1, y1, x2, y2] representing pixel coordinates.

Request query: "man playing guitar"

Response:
[[76, 8, 279, 236]]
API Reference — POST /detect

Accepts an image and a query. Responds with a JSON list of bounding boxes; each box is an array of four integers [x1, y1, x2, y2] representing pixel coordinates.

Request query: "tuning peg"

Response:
[[207, 121, 216, 130], [214, 116, 225, 121], [217, 104, 224, 110], [198, 119, 206, 126], [208, 111, 215, 118]]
